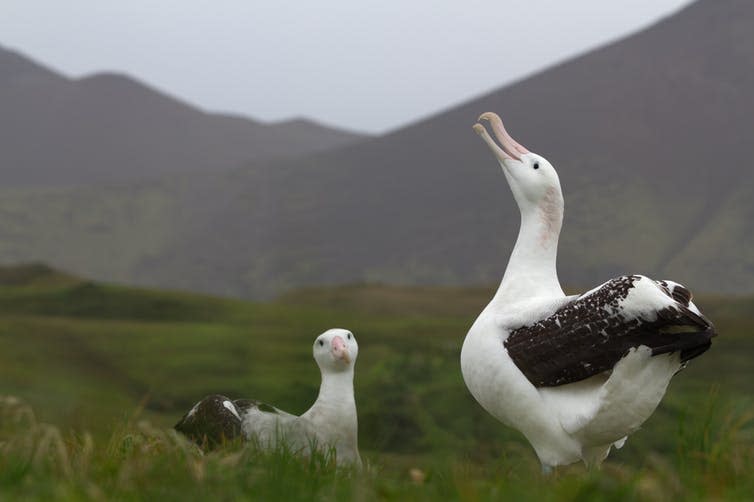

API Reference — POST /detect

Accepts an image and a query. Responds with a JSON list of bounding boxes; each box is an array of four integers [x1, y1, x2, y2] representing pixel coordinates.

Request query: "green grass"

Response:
[[1, 264, 753, 500], [1, 394, 753, 501]]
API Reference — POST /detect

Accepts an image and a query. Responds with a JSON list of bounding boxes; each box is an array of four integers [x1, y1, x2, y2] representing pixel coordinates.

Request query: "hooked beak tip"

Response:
[[474, 111, 526, 162], [333, 349, 351, 364]]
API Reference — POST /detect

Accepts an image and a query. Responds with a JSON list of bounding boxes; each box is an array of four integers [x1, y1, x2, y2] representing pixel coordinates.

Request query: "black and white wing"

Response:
[[504, 275, 716, 388], [174, 394, 286, 448]]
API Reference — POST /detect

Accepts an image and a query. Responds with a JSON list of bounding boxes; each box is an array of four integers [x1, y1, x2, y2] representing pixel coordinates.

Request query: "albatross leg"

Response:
[[541, 463, 554, 476]]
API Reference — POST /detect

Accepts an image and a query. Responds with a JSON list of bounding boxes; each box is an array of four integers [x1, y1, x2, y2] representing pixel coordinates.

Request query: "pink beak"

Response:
[[473, 112, 529, 161], [331, 335, 351, 364]]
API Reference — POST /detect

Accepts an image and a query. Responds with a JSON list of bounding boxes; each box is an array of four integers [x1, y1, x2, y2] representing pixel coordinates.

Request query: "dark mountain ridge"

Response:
[[0, 45, 366, 186], [206, 0, 754, 296], [1, 0, 752, 297]]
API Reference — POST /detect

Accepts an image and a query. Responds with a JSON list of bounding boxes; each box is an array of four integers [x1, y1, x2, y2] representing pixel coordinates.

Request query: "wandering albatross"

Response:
[[175, 328, 361, 467], [461, 112, 716, 471]]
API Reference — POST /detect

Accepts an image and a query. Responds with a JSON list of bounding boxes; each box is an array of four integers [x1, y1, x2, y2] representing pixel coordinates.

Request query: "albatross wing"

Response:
[[175, 394, 291, 448], [504, 275, 716, 388]]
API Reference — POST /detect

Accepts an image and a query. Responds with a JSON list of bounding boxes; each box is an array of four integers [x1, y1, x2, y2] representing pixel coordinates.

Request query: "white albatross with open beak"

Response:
[[461, 112, 716, 472]]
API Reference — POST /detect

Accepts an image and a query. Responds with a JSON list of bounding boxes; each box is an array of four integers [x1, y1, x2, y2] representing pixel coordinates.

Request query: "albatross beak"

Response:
[[473, 112, 529, 162], [331, 335, 351, 364]]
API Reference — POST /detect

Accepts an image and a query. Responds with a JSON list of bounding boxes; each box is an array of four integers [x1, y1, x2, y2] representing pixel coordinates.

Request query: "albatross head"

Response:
[[473, 112, 563, 219], [313, 328, 358, 373]]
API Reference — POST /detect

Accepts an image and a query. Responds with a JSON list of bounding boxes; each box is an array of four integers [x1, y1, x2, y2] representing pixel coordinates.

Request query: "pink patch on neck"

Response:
[[538, 186, 563, 247]]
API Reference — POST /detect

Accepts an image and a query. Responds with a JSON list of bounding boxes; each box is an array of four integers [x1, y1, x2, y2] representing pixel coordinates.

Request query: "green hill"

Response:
[[0, 264, 752, 454], [1, 264, 753, 499]]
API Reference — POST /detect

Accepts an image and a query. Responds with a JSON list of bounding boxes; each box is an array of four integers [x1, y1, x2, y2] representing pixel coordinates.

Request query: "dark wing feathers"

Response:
[[657, 280, 693, 306], [232, 398, 264, 415], [174, 395, 280, 448], [174, 394, 244, 448], [504, 275, 716, 388], [652, 302, 713, 361]]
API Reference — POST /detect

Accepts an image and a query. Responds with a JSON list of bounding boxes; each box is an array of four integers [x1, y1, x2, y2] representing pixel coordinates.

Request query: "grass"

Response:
[[1, 264, 753, 500], [1, 395, 753, 501]]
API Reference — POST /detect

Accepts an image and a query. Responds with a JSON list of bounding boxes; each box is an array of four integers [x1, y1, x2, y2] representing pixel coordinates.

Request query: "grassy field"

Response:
[[1, 264, 753, 500]]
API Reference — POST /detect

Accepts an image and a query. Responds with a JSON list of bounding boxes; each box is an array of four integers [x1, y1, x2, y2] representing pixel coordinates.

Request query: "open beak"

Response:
[[331, 335, 351, 364], [473, 112, 528, 163]]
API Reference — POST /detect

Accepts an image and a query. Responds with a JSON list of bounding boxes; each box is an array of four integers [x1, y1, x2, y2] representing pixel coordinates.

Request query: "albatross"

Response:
[[461, 112, 716, 471], [175, 328, 361, 467]]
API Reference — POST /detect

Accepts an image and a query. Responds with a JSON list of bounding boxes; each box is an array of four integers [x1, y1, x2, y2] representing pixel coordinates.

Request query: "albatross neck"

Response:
[[305, 368, 357, 424], [297, 366, 360, 466], [493, 198, 564, 303]]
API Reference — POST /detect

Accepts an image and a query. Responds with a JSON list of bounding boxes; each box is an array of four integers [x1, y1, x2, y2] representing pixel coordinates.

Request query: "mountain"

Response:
[[1, 0, 753, 298], [0, 45, 367, 185]]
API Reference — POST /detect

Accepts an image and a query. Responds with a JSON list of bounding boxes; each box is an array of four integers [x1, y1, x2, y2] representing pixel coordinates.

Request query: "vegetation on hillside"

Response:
[[0, 264, 753, 500]]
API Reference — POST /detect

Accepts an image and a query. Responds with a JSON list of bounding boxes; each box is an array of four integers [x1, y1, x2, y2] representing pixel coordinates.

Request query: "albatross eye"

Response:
[[533, 162, 540, 170], [318, 340, 324, 347], [347, 333, 352, 340]]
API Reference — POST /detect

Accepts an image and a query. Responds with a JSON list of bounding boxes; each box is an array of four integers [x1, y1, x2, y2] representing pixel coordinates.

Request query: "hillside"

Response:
[[234, 0, 753, 296], [0, 263, 751, 450], [0, 266, 752, 499], [0, 263, 752, 502], [0, 45, 366, 186], [1, 0, 753, 298]]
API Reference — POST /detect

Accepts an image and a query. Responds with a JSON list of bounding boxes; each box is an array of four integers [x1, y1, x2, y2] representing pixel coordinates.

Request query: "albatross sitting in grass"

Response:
[[461, 112, 716, 472], [175, 328, 361, 467]]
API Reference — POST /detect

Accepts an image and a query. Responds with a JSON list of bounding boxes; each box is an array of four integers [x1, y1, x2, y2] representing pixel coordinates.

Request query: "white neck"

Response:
[[308, 369, 356, 416], [492, 191, 564, 304], [302, 367, 358, 452]]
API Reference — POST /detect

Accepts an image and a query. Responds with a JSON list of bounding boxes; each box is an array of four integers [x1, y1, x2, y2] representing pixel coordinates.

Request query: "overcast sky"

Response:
[[2, 1, 692, 133]]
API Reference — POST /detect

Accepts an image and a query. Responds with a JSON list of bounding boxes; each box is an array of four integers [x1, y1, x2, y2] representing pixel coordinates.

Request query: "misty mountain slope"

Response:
[[664, 180, 754, 292], [0, 46, 367, 186], [1, 0, 752, 298], [208, 0, 752, 296], [0, 183, 176, 283]]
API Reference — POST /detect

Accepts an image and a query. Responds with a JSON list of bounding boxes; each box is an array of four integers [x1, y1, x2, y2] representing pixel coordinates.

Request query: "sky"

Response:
[[2, 1, 692, 134]]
